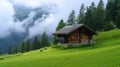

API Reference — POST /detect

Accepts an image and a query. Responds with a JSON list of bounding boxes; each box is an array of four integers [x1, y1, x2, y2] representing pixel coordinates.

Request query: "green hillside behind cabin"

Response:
[[0, 29, 120, 67]]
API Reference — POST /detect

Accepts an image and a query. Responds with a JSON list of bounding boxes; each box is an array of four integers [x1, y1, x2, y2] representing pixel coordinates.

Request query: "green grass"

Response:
[[0, 29, 120, 67]]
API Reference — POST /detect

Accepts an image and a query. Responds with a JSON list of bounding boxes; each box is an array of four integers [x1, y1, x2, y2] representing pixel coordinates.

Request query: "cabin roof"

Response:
[[53, 24, 96, 35]]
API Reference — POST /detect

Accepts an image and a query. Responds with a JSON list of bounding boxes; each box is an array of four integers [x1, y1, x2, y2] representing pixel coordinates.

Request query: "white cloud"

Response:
[[0, 0, 107, 38], [0, 0, 14, 38], [28, 13, 55, 37]]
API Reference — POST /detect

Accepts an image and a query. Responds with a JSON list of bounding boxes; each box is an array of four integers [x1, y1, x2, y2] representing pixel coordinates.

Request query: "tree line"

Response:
[[56, 0, 120, 32], [53, 0, 120, 44], [8, 32, 50, 54]]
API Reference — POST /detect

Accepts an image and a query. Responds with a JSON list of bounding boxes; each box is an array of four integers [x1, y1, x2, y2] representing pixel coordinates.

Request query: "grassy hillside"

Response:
[[0, 29, 120, 67]]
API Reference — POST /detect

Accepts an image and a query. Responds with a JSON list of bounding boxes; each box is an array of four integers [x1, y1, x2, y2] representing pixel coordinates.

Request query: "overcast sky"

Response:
[[0, 0, 107, 38]]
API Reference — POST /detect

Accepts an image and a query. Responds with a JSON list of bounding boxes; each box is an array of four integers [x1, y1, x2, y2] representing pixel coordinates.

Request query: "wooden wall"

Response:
[[68, 27, 90, 44], [68, 30, 80, 43], [56, 26, 94, 44]]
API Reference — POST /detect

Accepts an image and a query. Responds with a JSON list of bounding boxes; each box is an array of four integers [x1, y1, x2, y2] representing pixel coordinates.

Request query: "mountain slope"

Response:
[[0, 29, 120, 67], [0, 4, 55, 53]]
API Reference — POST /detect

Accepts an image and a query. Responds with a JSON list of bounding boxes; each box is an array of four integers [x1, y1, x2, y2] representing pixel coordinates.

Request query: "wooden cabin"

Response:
[[53, 24, 97, 45]]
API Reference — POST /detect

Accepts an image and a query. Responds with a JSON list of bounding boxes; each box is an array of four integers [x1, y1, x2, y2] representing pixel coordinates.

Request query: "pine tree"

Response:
[[8, 45, 13, 54], [53, 35, 57, 44], [105, 0, 119, 29], [77, 3, 85, 24], [84, 2, 96, 30], [0, 50, 3, 56], [56, 19, 66, 31], [41, 32, 50, 47], [21, 42, 25, 53], [32, 36, 39, 50], [54, 19, 66, 44], [104, 21, 116, 31], [96, 0, 105, 31], [13, 43, 18, 54], [26, 39, 31, 52], [67, 10, 76, 26], [115, 0, 120, 28], [105, 0, 113, 21], [84, 7, 92, 27], [36, 39, 41, 49], [84, 0, 105, 31], [37, 40, 41, 49]]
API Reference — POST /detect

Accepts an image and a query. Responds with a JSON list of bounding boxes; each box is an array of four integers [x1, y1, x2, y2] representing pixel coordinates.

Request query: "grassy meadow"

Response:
[[0, 29, 120, 67]]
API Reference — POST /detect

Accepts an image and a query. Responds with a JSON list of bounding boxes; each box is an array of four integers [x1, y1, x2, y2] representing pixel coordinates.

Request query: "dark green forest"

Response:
[[57, 0, 120, 31], [7, 32, 50, 54]]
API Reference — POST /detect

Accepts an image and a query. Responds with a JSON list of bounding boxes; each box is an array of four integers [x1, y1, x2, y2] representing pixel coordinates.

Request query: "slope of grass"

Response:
[[0, 29, 120, 67]]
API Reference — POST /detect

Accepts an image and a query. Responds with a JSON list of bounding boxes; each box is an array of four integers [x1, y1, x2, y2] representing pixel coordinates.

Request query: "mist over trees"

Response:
[[6, 32, 50, 54], [20, 32, 50, 53]]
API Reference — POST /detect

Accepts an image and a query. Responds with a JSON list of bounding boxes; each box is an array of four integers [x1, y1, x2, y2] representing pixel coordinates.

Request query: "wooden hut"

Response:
[[53, 24, 97, 45]]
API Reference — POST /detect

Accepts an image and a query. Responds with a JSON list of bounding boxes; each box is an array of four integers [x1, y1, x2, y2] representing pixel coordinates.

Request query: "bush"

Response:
[[40, 49, 43, 52], [0, 57, 4, 60], [51, 44, 62, 48], [44, 47, 47, 50], [16, 53, 22, 56], [51, 43, 95, 49], [67, 43, 74, 48]]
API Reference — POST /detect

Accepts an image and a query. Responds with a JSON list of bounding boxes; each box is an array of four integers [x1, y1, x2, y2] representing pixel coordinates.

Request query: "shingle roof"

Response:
[[53, 24, 96, 35]]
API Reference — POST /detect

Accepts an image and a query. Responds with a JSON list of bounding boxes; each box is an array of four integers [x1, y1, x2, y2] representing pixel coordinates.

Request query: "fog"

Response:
[[0, 0, 107, 38]]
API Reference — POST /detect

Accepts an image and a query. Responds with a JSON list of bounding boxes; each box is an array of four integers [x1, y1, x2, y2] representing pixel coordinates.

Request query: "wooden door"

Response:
[[81, 34, 89, 44]]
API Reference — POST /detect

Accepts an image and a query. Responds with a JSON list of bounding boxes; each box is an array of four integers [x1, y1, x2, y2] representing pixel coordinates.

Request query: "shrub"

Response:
[[16, 53, 22, 56], [51, 44, 62, 48], [0, 57, 4, 60], [67, 43, 74, 48], [44, 47, 47, 50], [40, 49, 43, 52], [52, 43, 95, 49]]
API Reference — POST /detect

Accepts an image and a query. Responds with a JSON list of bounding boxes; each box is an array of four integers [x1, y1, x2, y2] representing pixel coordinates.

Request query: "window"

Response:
[[69, 33, 79, 41], [81, 34, 88, 40]]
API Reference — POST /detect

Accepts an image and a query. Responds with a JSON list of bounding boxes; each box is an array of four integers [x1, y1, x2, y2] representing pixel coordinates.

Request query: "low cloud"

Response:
[[0, 0, 14, 38], [0, 0, 107, 38]]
